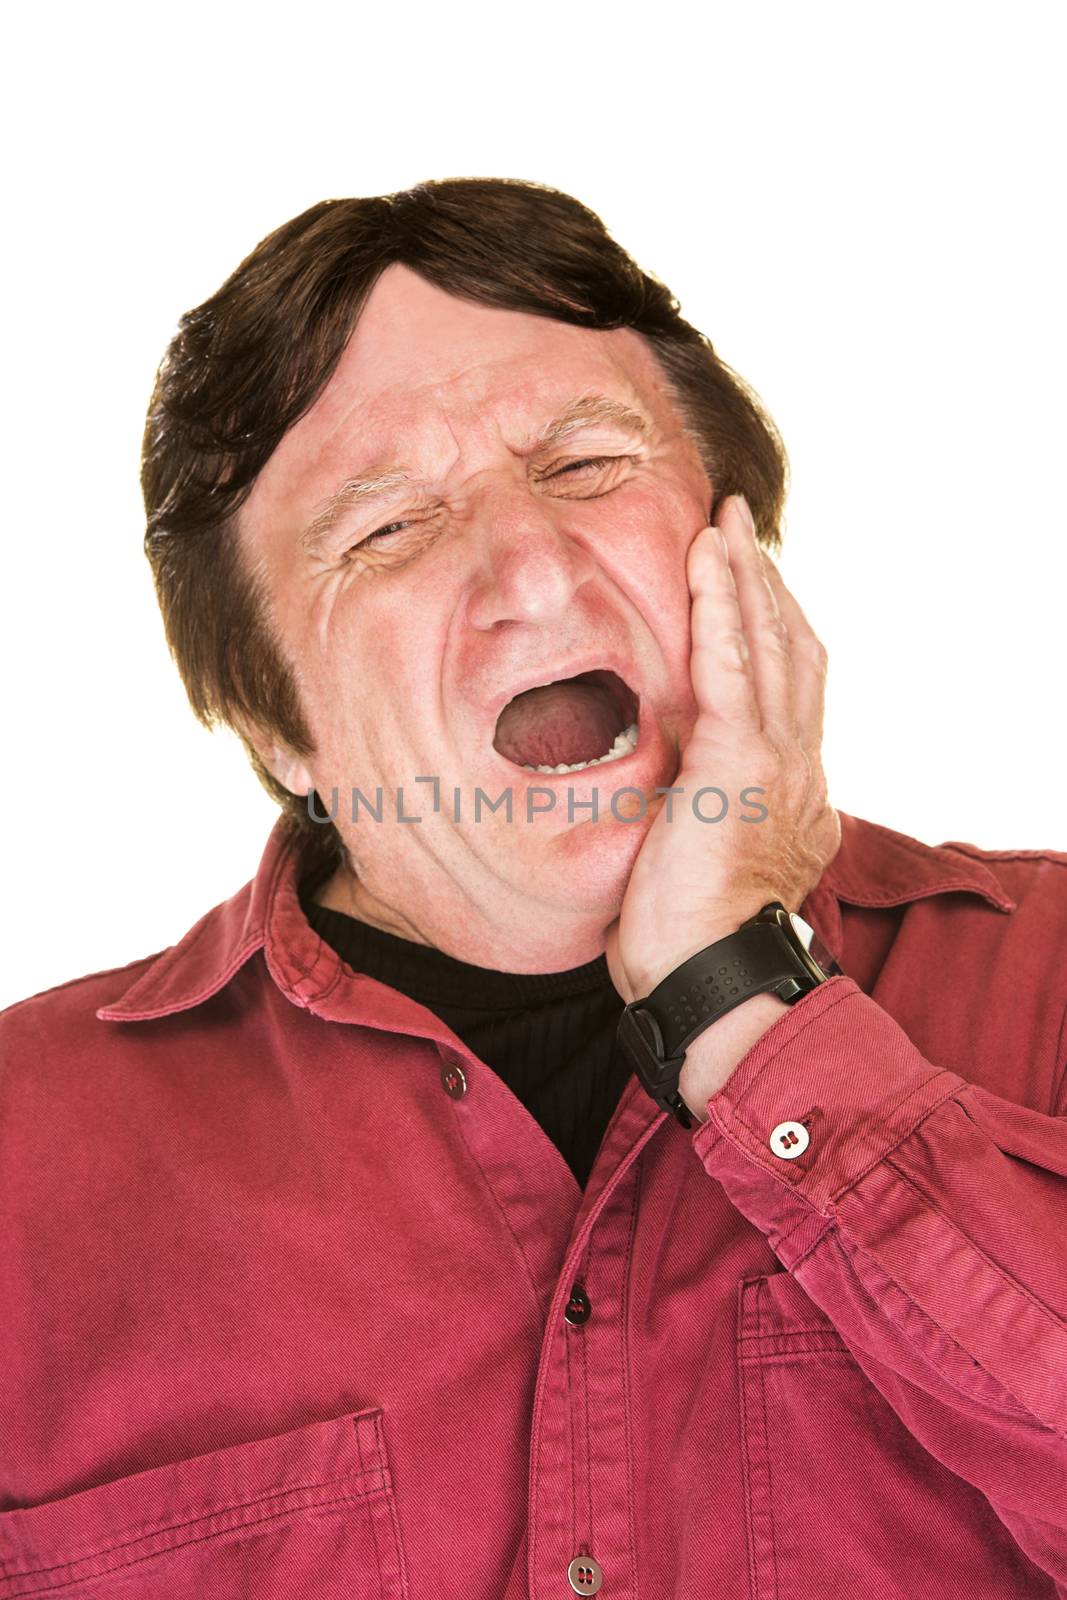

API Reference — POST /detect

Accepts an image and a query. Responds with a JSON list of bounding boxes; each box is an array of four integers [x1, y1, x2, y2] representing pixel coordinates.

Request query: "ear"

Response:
[[233, 717, 315, 798]]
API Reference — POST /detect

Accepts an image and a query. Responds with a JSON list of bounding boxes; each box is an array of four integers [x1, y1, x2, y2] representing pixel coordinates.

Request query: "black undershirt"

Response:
[[299, 874, 631, 1191]]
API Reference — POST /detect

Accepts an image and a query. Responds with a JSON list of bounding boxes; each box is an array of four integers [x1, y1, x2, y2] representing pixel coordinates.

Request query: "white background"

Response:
[[2, 2, 1063, 1010]]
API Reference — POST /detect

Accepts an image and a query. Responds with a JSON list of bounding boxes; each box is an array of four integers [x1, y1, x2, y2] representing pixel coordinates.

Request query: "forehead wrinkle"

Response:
[[295, 389, 654, 554]]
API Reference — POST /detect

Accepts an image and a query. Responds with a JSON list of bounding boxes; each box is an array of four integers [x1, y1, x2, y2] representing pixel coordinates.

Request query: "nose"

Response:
[[464, 485, 599, 631]]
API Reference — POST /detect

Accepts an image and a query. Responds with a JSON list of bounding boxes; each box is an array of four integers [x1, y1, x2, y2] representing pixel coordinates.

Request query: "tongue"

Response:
[[494, 676, 623, 768]]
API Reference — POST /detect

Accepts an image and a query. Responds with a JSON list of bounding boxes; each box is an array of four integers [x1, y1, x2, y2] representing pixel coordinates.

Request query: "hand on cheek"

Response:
[[604, 494, 840, 1004]]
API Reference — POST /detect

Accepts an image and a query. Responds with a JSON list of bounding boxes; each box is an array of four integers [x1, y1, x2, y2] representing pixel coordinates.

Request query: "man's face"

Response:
[[239, 263, 714, 965]]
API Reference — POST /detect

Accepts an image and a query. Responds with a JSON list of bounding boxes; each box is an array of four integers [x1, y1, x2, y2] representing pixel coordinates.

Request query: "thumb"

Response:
[[602, 917, 635, 1004]]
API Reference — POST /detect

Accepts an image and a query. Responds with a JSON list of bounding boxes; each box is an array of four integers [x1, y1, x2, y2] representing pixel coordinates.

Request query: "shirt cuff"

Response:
[[691, 976, 968, 1244]]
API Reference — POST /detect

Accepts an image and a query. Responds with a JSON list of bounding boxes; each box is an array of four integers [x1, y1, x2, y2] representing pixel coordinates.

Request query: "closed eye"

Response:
[[548, 455, 617, 477]]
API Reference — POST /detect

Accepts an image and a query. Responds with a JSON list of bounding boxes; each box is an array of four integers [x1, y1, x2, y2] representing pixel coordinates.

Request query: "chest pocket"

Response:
[[0, 1407, 406, 1599], [736, 1273, 1046, 1599]]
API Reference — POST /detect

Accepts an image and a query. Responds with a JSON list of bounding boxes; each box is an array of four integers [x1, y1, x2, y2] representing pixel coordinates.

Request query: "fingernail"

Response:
[[735, 495, 754, 531]]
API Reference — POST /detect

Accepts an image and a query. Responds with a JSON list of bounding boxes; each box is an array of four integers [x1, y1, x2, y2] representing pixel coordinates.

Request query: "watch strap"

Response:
[[640, 920, 813, 1060], [616, 905, 842, 1129]]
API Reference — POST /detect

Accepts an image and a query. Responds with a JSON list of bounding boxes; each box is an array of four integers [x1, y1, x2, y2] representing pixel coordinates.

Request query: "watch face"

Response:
[[787, 912, 839, 978]]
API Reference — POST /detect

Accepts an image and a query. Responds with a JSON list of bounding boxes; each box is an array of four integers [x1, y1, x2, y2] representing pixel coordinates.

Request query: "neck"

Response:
[[313, 857, 620, 974]]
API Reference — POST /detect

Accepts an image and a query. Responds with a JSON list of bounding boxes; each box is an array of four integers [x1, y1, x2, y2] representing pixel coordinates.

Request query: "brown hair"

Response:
[[141, 177, 789, 874]]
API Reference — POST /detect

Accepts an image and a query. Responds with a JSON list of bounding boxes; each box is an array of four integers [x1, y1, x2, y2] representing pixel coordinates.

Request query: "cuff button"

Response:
[[769, 1120, 810, 1158]]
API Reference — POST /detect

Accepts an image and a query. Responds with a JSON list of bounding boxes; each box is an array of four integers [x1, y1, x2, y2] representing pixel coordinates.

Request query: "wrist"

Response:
[[617, 901, 840, 1130], [679, 990, 790, 1121], [627, 912, 761, 999]]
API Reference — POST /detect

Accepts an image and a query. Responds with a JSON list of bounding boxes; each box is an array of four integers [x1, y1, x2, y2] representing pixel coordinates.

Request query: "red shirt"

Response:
[[2, 810, 1066, 1598]]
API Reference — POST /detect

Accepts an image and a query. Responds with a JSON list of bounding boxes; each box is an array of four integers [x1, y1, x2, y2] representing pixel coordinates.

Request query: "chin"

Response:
[[527, 803, 653, 915]]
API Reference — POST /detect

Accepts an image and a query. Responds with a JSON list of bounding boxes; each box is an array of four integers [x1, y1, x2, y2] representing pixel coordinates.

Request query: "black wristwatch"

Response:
[[616, 902, 842, 1129]]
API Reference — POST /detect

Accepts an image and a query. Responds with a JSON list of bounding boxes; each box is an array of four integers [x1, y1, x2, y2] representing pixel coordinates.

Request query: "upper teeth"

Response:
[[520, 722, 639, 774]]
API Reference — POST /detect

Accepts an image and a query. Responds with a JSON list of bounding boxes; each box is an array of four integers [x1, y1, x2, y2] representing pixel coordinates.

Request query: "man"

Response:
[[1, 178, 1064, 1598]]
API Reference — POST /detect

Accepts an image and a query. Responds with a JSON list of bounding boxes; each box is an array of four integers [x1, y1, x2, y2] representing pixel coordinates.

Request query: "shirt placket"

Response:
[[528, 1160, 643, 1598]]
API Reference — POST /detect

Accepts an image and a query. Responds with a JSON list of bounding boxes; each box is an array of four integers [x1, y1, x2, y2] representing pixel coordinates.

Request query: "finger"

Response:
[[759, 555, 829, 748], [715, 496, 795, 744], [686, 519, 760, 734]]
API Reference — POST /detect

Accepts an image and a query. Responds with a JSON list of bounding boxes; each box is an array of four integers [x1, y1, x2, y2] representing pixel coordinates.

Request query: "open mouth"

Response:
[[492, 668, 640, 775]]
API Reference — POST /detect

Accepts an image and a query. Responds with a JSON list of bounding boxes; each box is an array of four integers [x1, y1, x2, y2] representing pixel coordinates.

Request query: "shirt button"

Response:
[[770, 1120, 810, 1159], [564, 1283, 591, 1324], [440, 1060, 467, 1099], [567, 1554, 603, 1593]]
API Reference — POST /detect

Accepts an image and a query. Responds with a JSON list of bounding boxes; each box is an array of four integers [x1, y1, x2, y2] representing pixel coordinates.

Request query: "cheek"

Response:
[[617, 472, 705, 539], [602, 481, 703, 613], [294, 605, 438, 772]]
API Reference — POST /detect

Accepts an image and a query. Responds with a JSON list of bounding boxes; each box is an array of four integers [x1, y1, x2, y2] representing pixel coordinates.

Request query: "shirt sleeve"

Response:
[[692, 974, 1067, 1585]]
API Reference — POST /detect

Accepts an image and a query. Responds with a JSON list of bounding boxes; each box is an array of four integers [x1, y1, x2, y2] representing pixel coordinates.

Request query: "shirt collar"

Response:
[[96, 807, 1015, 1026], [95, 817, 478, 1047], [820, 809, 1016, 912]]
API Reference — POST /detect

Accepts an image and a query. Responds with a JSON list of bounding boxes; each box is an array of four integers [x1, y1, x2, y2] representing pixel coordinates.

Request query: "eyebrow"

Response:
[[296, 392, 653, 553]]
